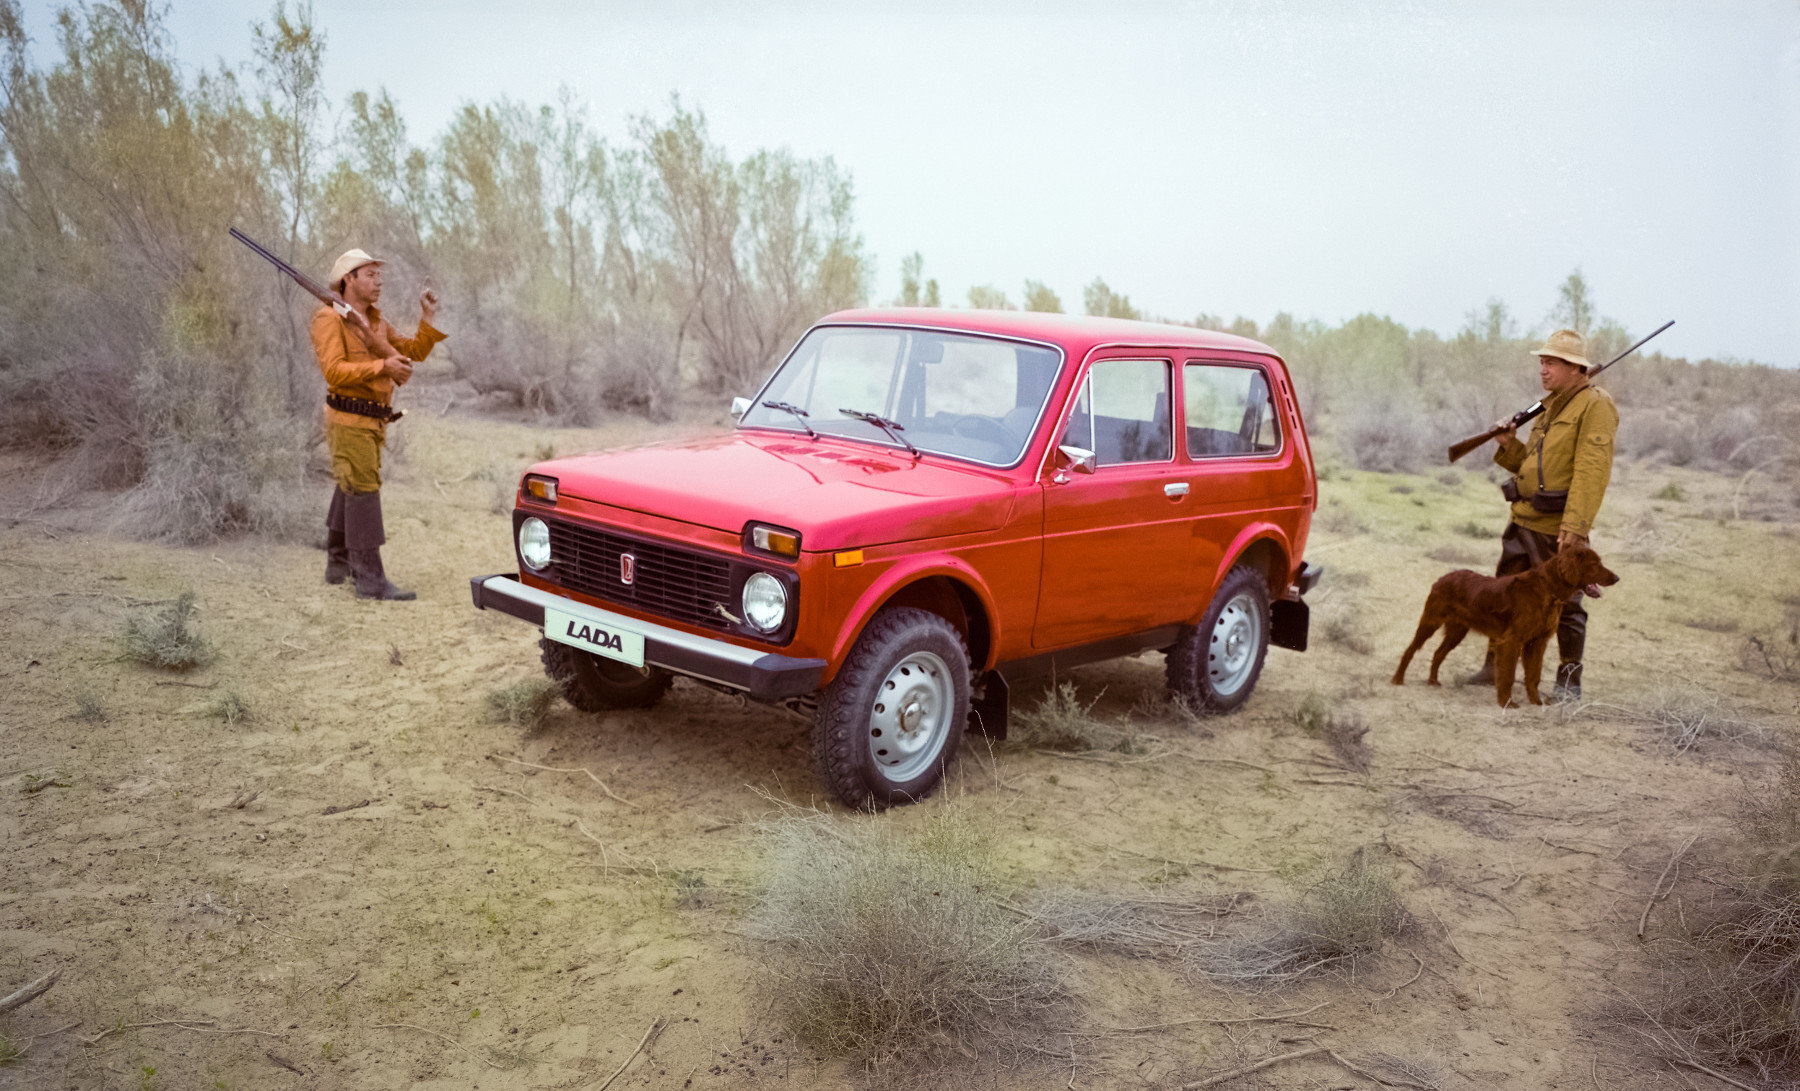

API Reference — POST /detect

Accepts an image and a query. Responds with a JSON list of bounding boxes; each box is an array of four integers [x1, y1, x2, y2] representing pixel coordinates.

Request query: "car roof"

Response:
[[816, 307, 1281, 360]]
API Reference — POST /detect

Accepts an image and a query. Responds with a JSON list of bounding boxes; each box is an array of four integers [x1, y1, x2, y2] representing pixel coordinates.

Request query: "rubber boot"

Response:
[[1462, 649, 1495, 688], [344, 490, 415, 601], [325, 487, 350, 585], [1553, 661, 1582, 703]]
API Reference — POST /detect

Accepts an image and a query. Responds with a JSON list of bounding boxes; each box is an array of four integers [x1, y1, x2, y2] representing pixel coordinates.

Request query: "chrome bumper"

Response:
[[468, 574, 826, 701]]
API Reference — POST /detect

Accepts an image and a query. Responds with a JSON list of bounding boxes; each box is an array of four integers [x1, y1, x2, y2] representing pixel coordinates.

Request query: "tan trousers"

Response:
[[326, 421, 383, 494]]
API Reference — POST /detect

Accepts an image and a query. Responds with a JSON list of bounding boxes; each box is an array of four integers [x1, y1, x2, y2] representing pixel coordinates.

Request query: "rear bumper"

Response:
[[469, 574, 827, 701]]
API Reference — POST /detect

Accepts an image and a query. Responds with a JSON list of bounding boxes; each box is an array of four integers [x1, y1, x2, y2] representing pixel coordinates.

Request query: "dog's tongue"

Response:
[[1583, 583, 1603, 599]]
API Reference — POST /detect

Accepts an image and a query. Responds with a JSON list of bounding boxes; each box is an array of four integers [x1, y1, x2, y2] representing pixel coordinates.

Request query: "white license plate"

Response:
[[544, 606, 645, 668]]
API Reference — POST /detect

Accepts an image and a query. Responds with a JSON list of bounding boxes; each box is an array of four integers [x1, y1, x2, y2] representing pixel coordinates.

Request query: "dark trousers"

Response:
[[1496, 522, 1587, 664]]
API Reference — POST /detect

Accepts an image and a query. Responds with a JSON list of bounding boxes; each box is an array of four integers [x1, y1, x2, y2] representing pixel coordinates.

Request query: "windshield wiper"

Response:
[[839, 408, 920, 460], [761, 400, 816, 438]]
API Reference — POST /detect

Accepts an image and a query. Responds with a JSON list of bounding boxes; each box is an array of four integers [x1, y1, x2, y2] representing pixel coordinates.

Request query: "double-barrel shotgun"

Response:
[[228, 227, 410, 366], [1446, 320, 1674, 463]]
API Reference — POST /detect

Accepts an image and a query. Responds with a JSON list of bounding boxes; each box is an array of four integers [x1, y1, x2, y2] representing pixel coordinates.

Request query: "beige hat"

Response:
[[327, 248, 383, 291], [1533, 328, 1592, 371]]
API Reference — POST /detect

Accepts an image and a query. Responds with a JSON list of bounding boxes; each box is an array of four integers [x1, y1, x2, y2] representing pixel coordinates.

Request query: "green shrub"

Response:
[[204, 689, 252, 726]]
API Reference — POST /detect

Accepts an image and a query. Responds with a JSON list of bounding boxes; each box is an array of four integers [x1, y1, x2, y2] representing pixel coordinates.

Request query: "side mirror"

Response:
[[731, 396, 752, 419], [1056, 445, 1097, 475]]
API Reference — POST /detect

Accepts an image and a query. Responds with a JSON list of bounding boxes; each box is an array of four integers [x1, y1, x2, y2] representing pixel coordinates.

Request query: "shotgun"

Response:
[[1446, 319, 1674, 463], [228, 227, 408, 364]]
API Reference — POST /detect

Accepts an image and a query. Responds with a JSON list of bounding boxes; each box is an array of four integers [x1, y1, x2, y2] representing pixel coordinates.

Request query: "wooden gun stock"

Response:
[[1447, 427, 1509, 464]]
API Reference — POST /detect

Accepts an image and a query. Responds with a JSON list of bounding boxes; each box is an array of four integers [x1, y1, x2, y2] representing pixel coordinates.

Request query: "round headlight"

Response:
[[518, 517, 552, 570], [742, 572, 788, 633]]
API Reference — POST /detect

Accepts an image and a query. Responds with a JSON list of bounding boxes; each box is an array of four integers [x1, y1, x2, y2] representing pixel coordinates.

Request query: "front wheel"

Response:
[[1166, 564, 1271, 712], [540, 638, 672, 712], [812, 607, 971, 810]]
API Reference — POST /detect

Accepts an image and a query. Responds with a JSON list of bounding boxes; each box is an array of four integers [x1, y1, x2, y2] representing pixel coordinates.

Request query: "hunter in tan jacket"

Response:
[[1469, 328, 1620, 700]]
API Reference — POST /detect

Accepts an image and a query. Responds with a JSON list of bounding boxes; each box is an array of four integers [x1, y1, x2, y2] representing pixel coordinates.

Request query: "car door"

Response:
[[1032, 354, 1194, 648], [1177, 358, 1288, 594]]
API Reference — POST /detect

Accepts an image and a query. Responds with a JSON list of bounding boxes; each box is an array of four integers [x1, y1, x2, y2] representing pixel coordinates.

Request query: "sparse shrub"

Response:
[[1027, 889, 1248, 956], [122, 592, 213, 672], [1435, 470, 1462, 487], [1656, 482, 1687, 501], [1323, 713, 1372, 774], [1316, 504, 1371, 535], [205, 689, 252, 726], [1200, 850, 1404, 985], [1684, 616, 1739, 633], [1336, 393, 1432, 473], [747, 808, 1066, 1070], [0, 1031, 21, 1065], [1319, 608, 1375, 656], [485, 679, 560, 730], [1453, 520, 1497, 540], [1741, 612, 1800, 683], [1009, 682, 1142, 753], [1291, 692, 1329, 737], [72, 685, 108, 723], [1635, 752, 1800, 1078], [1588, 689, 1770, 755]]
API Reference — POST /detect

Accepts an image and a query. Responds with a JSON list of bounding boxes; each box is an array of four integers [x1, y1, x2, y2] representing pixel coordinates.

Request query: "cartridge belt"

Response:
[[326, 393, 403, 423]]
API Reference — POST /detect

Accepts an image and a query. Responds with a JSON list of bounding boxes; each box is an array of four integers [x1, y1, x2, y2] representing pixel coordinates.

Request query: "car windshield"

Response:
[[739, 327, 1062, 466]]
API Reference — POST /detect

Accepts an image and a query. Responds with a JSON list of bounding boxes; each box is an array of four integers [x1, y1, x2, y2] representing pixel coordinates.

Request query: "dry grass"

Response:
[[1318, 606, 1376, 656], [1425, 544, 1486, 567], [484, 679, 560, 730], [1197, 850, 1405, 986], [1323, 713, 1373, 774], [1632, 753, 1800, 1081], [71, 685, 108, 724], [1587, 689, 1772, 755], [1010, 681, 1144, 754], [1025, 890, 1248, 957], [204, 689, 252, 727], [1740, 608, 1800, 683], [121, 592, 213, 672], [746, 808, 1067, 1074], [1290, 692, 1330, 737]]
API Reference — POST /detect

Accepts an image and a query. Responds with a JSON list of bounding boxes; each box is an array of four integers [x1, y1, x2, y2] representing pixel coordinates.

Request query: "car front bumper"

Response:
[[469, 574, 827, 702]]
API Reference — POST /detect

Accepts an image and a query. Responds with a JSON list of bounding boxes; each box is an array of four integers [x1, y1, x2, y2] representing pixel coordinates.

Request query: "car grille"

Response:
[[544, 520, 735, 632]]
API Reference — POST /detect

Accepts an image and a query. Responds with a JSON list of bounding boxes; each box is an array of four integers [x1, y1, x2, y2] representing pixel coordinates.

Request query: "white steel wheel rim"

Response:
[[867, 650, 953, 783], [1207, 593, 1261, 696]]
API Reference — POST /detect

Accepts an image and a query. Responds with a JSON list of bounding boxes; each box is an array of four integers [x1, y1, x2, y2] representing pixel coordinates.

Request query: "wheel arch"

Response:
[[825, 562, 997, 685], [1215, 525, 1292, 603]]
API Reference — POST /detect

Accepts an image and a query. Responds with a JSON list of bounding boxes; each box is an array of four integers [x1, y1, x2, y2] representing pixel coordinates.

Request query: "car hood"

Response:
[[541, 432, 1021, 552]]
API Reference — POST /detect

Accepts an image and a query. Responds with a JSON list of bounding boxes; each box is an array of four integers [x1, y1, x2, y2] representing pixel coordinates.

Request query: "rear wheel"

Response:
[[539, 637, 672, 712], [812, 607, 970, 810], [1166, 564, 1270, 712]]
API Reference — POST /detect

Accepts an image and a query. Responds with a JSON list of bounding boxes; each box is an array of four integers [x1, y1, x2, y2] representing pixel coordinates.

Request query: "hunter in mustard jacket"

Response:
[[1468, 328, 1619, 700], [314, 248, 446, 601]]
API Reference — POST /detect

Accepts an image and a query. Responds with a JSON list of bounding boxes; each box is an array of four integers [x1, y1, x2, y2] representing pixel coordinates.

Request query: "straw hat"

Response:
[[327, 248, 383, 291], [1533, 328, 1592, 371]]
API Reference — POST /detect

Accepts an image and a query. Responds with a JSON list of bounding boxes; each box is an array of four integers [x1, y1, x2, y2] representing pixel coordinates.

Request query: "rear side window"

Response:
[[1059, 358, 1171, 465], [1183, 363, 1280, 458]]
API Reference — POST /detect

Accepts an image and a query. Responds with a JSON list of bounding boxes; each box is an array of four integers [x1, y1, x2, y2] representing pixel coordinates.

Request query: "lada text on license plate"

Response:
[[544, 605, 646, 668]]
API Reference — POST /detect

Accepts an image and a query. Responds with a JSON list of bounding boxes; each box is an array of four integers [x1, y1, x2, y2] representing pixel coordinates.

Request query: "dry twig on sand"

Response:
[[1637, 833, 1700, 939], [1182, 1045, 1326, 1088], [488, 753, 638, 808], [0, 968, 60, 1015], [597, 1017, 665, 1091], [374, 1023, 508, 1069]]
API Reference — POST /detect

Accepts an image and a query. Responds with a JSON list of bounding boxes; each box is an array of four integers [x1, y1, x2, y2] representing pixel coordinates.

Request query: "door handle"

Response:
[[1164, 482, 1190, 498]]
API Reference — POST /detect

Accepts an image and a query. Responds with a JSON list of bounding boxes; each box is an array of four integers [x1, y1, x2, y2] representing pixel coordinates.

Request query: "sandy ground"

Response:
[[3, 382, 1798, 1090]]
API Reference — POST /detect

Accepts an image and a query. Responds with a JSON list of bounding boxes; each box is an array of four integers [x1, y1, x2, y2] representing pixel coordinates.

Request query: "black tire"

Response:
[[539, 637, 672, 712], [812, 607, 971, 810], [1166, 564, 1271, 713]]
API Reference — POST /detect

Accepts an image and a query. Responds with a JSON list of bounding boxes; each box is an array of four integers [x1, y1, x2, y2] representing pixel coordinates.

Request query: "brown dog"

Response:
[[1391, 543, 1620, 707]]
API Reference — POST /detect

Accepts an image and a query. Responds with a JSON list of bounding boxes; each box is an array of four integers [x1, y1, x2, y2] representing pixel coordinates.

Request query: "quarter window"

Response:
[[1183, 364, 1280, 458], [1059, 359, 1171, 465]]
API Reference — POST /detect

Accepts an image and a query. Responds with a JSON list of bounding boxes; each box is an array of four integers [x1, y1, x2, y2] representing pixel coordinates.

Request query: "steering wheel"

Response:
[[950, 415, 1014, 447]]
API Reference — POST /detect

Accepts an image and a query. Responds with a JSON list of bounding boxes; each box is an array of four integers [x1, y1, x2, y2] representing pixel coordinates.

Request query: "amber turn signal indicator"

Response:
[[746, 523, 801, 558], [524, 475, 558, 503], [833, 550, 864, 568]]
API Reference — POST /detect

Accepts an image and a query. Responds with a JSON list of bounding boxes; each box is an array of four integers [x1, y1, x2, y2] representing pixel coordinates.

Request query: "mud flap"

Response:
[[1271, 599, 1310, 652], [969, 670, 1008, 738]]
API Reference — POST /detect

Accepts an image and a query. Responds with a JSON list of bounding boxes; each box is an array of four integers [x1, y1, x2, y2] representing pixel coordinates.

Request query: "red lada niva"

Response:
[[471, 309, 1322, 808]]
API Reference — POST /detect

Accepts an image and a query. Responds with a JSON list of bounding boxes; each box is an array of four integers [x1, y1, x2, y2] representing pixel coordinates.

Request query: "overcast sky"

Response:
[[20, 0, 1800, 364]]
